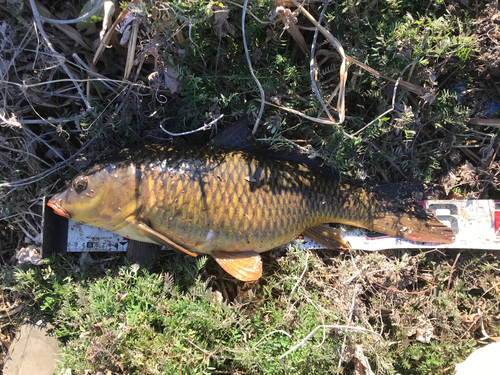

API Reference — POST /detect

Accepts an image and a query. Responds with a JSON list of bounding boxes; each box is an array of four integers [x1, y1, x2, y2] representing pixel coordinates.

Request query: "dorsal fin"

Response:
[[371, 182, 445, 201], [209, 117, 257, 152], [210, 117, 339, 180]]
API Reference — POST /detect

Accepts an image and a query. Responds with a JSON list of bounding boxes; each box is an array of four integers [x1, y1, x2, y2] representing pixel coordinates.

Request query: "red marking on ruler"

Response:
[[494, 200, 500, 236], [365, 235, 392, 241]]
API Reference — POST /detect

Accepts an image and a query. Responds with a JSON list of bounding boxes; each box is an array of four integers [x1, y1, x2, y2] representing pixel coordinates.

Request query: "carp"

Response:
[[48, 125, 455, 281]]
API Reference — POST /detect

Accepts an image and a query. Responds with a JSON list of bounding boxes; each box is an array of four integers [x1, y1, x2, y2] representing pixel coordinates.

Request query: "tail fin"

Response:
[[370, 203, 455, 244]]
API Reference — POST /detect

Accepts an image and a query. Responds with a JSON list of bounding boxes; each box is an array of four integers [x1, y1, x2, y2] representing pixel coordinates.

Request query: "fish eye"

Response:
[[73, 176, 88, 193]]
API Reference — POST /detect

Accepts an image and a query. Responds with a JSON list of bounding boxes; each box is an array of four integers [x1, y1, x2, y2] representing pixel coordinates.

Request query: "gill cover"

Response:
[[48, 161, 143, 231]]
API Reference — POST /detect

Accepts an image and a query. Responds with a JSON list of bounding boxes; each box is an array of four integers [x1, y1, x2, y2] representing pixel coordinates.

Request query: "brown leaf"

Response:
[[405, 316, 434, 343], [343, 345, 375, 375], [458, 161, 476, 184], [441, 171, 458, 195], [213, 4, 235, 39], [276, 6, 309, 55]]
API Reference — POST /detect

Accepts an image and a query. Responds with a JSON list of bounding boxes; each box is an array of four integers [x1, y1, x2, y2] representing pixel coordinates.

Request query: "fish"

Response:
[[47, 122, 455, 281]]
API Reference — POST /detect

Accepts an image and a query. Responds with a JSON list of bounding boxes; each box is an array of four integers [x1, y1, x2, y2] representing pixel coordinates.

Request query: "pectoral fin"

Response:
[[136, 220, 198, 257], [303, 225, 350, 249], [211, 250, 262, 281]]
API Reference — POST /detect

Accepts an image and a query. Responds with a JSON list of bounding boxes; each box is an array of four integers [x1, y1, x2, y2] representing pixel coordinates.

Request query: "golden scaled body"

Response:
[[48, 145, 454, 281], [134, 145, 374, 255]]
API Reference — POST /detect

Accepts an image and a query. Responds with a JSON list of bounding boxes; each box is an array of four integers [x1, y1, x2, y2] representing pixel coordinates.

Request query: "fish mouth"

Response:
[[47, 198, 71, 219]]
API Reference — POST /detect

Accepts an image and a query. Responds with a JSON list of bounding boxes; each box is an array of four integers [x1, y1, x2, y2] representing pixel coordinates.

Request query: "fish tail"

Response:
[[369, 200, 455, 244]]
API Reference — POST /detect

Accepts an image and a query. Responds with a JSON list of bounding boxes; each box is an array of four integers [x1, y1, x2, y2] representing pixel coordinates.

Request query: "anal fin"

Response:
[[303, 224, 350, 249], [136, 220, 198, 257], [211, 250, 262, 281]]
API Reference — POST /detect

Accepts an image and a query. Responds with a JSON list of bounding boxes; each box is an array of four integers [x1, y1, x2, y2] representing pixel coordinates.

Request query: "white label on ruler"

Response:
[[67, 221, 128, 252]]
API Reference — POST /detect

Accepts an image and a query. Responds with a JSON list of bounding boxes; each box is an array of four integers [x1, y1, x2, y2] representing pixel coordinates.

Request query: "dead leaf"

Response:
[[213, 3, 235, 39], [212, 290, 224, 304], [163, 66, 179, 93], [27, 0, 92, 50], [458, 161, 476, 184], [396, 39, 412, 60], [148, 65, 179, 94], [117, 12, 135, 45], [16, 245, 45, 265], [236, 280, 259, 301], [406, 317, 434, 343], [343, 345, 375, 375], [160, 10, 185, 46], [117, 291, 128, 302], [420, 92, 436, 105], [276, 6, 309, 55], [441, 171, 458, 195]]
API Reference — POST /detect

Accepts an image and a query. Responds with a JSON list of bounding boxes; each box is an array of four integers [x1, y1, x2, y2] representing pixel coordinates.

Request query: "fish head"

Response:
[[47, 162, 142, 231]]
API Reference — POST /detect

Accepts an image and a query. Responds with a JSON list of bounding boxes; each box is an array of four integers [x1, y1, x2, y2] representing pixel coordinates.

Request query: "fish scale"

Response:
[[135, 145, 371, 254], [48, 143, 455, 281]]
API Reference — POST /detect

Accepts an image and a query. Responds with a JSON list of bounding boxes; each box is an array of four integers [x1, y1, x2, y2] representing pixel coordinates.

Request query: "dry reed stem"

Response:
[[310, 0, 336, 124], [277, 7, 309, 55], [291, 0, 347, 124], [242, 0, 266, 135], [93, 1, 139, 66], [257, 100, 338, 124], [28, 0, 92, 112], [353, 61, 416, 136], [291, 0, 428, 98], [279, 324, 382, 359], [123, 18, 140, 81], [25, 0, 92, 50], [41, 0, 105, 25], [469, 118, 500, 127]]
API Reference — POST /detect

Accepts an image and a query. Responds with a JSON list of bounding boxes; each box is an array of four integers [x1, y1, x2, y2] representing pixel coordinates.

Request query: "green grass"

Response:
[[4, 246, 499, 374]]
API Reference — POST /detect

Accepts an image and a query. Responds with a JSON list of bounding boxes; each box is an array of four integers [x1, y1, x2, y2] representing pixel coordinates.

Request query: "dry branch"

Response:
[[290, 0, 428, 98], [242, 0, 265, 134], [469, 118, 500, 127], [24, 0, 92, 50], [27, 0, 92, 112]]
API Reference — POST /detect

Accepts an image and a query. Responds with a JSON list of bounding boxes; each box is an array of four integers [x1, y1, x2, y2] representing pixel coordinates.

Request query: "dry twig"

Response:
[[40, 0, 105, 25], [242, 0, 266, 135], [279, 324, 382, 359], [160, 115, 224, 137], [28, 0, 92, 112], [309, 0, 337, 124]]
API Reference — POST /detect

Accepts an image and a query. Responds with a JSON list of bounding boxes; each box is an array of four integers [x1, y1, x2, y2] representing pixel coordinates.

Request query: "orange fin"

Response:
[[211, 250, 262, 281], [303, 224, 350, 249], [136, 220, 198, 257]]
